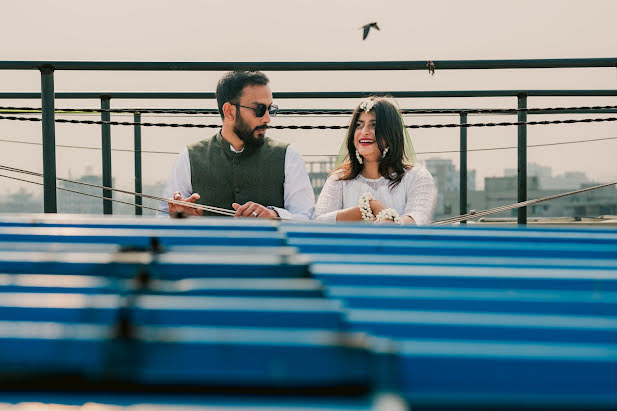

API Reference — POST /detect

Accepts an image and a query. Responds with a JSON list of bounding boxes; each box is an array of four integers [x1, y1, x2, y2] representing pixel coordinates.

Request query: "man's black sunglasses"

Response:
[[234, 103, 278, 118]]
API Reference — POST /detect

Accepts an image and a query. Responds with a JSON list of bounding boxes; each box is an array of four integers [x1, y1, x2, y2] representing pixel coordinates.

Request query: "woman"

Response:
[[313, 97, 437, 225]]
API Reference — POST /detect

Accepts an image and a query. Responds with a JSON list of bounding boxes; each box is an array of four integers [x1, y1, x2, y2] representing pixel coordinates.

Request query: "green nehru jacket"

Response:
[[187, 131, 289, 217]]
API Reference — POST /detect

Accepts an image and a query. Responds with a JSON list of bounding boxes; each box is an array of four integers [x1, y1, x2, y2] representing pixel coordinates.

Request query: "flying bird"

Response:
[[361, 22, 380, 40]]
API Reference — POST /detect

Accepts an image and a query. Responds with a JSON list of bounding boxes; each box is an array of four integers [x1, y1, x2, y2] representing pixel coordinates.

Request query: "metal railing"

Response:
[[1, 58, 616, 223]]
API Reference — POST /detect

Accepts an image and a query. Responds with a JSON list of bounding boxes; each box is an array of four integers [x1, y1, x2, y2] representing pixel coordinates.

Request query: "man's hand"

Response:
[[168, 192, 203, 217], [232, 201, 278, 219]]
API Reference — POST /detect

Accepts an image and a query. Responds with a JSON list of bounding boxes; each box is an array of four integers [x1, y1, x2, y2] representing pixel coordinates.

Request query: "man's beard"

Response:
[[234, 113, 266, 148]]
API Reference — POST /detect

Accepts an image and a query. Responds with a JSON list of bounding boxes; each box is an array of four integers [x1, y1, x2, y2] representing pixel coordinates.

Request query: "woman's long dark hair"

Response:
[[337, 97, 411, 189]]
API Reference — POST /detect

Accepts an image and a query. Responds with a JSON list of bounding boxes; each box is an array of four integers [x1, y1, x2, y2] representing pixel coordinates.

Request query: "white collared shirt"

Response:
[[158, 143, 315, 221]]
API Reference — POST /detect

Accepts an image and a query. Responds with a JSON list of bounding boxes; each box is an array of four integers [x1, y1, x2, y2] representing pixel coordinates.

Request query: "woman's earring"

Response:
[[355, 150, 363, 164], [381, 147, 389, 159]]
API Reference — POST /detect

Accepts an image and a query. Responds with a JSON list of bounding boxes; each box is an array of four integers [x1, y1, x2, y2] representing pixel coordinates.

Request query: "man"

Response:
[[158, 71, 315, 220]]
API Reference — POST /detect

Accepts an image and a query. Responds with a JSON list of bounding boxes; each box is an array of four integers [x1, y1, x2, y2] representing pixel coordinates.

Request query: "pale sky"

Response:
[[1, 0, 616, 199]]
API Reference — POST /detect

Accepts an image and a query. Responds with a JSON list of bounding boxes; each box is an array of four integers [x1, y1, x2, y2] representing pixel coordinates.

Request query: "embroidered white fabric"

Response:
[[312, 165, 437, 225]]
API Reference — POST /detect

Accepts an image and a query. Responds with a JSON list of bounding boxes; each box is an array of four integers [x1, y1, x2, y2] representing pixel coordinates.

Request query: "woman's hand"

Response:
[[334, 199, 388, 222], [369, 199, 387, 216]]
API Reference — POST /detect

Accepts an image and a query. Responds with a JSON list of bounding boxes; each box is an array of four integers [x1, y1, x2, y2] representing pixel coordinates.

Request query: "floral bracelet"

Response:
[[358, 192, 376, 222], [375, 208, 403, 225]]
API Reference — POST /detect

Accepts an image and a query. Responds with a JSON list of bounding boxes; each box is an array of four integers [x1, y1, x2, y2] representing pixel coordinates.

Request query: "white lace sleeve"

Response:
[[157, 147, 192, 218], [403, 166, 438, 225], [273, 145, 315, 221], [312, 173, 344, 222]]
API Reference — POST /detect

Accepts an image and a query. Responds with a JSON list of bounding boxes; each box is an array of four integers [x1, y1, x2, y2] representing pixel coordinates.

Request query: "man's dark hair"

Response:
[[215, 71, 270, 119]]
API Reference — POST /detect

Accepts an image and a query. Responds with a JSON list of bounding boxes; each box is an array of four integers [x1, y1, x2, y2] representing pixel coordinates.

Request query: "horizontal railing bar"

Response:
[[276, 90, 617, 98], [1, 90, 617, 100], [3, 109, 617, 116], [0, 92, 214, 99], [0, 58, 615, 71]]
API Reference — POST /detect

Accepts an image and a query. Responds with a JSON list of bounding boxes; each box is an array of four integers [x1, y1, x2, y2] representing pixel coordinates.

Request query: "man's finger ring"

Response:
[[251, 211, 258, 217]]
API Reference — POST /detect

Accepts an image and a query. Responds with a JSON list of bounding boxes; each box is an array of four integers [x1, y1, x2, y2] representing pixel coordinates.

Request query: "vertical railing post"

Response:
[[40, 65, 57, 213], [459, 113, 468, 224], [134, 112, 143, 215], [100, 96, 112, 215], [517, 94, 527, 225]]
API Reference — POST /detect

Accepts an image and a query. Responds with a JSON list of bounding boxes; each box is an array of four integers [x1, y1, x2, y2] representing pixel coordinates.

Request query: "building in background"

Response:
[[306, 156, 337, 201], [425, 160, 615, 221], [425, 158, 476, 218], [57, 173, 164, 216], [58, 174, 106, 214], [0, 187, 43, 213], [504, 163, 590, 190]]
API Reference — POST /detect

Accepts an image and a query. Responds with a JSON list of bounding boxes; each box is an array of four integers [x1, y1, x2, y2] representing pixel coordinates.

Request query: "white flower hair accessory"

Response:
[[359, 98, 375, 113]]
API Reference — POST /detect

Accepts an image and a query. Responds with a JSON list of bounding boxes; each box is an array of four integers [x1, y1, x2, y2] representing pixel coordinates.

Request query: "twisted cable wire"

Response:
[[0, 164, 236, 217], [0, 172, 164, 214], [1, 163, 615, 225], [1, 114, 616, 130], [429, 181, 617, 226], [1, 104, 617, 116]]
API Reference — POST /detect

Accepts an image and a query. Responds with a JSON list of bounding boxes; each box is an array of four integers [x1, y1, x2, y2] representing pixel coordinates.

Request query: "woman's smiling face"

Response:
[[354, 110, 381, 162]]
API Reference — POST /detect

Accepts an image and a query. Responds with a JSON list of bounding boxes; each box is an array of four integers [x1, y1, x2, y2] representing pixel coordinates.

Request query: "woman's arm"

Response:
[[313, 174, 344, 221], [334, 199, 387, 222], [314, 174, 387, 222], [403, 167, 438, 225], [400, 215, 415, 224]]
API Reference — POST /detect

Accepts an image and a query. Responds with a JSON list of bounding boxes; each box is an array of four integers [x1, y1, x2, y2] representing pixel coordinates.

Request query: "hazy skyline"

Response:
[[1, 0, 616, 201]]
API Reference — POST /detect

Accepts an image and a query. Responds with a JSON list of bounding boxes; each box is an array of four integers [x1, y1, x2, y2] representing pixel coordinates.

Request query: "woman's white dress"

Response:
[[312, 166, 437, 225]]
